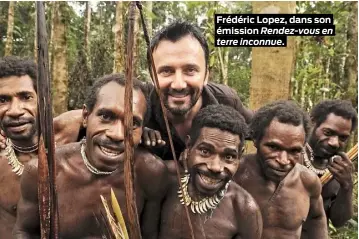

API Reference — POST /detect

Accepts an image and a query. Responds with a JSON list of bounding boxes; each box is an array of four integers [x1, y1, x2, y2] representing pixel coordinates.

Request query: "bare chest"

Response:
[[0, 160, 22, 217], [243, 177, 309, 232], [160, 187, 237, 239], [56, 172, 145, 238]]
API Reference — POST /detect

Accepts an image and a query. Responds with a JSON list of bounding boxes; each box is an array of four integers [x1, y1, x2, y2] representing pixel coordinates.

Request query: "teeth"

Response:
[[100, 146, 120, 157], [199, 173, 222, 185], [190, 203, 196, 214]]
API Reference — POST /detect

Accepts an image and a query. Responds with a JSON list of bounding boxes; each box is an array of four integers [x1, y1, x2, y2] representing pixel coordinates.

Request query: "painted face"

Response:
[[186, 127, 241, 197], [257, 119, 305, 182], [82, 82, 146, 171], [309, 113, 352, 158], [153, 35, 208, 116], [0, 75, 38, 143]]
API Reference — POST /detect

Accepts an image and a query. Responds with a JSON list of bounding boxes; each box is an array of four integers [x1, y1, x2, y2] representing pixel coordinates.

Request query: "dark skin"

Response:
[[302, 113, 353, 238], [0, 75, 39, 238], [234, 119, 328, 239], [159, 127, 263, 239], [13, 82, 169, 239]]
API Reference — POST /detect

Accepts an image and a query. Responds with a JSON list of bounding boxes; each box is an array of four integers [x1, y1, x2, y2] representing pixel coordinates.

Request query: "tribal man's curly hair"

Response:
[[84, 73, 151, 125], [189, 104, 248, 150], [0, 56, 37, 92], [311, 100, 357, 131], [250, 100, 311, 142]]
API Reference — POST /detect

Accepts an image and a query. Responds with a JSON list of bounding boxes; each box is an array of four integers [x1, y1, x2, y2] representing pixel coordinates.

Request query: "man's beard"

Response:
[[1, 117, 37, 141], [163, 87, 201, 116], [309, 132, 338, 159]]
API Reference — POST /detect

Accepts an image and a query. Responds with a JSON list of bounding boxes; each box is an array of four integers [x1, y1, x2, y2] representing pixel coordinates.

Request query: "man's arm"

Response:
[[235, 189, 263, 239], [137, 150, 169, 239], [304, 171, 328, 239], [54, 109, 83, 145], [327, 152, 354, 227], [13, 160, 41, 238]]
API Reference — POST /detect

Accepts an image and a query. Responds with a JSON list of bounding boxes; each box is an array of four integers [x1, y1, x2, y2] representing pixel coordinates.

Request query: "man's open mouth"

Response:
[[199, 172, 223, 185], [99, 145, 122, 157]]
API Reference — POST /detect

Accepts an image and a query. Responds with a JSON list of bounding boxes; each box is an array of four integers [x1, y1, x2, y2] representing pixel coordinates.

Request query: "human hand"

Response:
[[328, 152, 353, 190], [141, 127, 166, 147]]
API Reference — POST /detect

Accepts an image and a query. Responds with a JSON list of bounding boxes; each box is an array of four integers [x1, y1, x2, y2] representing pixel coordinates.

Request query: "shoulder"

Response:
[[135, 147, 169, 197], [297, 164, 322, 197], [234, 154, 257, 182], [229, 182, 262, 226], [135, 147, 167, 175], [54, 110, 83, 130], [231, 182, 259, 211], [206, 82, 237, 96], [55, 142, 81, 161]]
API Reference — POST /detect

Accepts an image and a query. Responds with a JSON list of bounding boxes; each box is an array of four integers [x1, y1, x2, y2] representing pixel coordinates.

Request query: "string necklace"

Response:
[[80, 139, 115, 175], [11, 141, 38, 153]]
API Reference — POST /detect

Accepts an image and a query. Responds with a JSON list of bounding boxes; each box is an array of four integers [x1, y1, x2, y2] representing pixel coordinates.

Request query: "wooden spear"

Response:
[[36, 2, 58, 238], [124, 2, 142, 239]]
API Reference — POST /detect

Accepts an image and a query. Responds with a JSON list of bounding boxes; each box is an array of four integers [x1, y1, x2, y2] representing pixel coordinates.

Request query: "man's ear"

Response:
[[253, 140, 259, 149], [82, 104, 89, 128], [204, 69, 209, 86], [185, 135, 191, 148]]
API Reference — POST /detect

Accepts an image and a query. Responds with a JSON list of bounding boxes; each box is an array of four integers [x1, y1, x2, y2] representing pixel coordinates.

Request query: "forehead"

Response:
[[195, 127, 240, 148], [319, 113, 352, 133], [94, 82, 146, 115], [153, 35, 206, 67], [0, 75, 36, 95], [262, 119, 305, 147]]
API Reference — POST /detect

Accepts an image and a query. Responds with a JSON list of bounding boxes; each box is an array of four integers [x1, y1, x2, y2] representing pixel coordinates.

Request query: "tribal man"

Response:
[[234, 100, 328, 239], [13, 73, 168, 238], [160, 104, 262, 239], [0, 56, 40, 238], [301, 100, 357, 238]]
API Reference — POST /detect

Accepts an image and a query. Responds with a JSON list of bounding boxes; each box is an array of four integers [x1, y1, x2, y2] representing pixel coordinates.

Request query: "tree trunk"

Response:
[[5, 1, 15, 56], [247, 1, 296, 153], [249, 1, 296, 110], [84, 1, 91, 61], [343, 2, 358, 151], [217, 47, 229, 85], [34, 7, 38, 61], [49, 1, 57, 74], [133, 12, 140, 77], [343, 1, 358, 108], [113, 1, 125, 73], [145, 1, 152, 36], [51, 2, 68, 116]]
